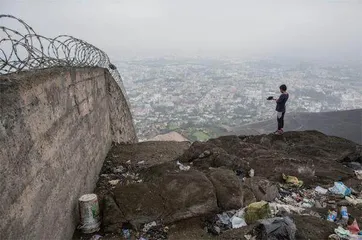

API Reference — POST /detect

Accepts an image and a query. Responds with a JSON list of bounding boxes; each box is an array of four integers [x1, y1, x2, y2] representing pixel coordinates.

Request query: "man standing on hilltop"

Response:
[[274, 84, 289, 135]]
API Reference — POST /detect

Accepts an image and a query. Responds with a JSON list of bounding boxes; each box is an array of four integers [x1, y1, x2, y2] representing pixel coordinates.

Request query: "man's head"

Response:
[[279, 84, 287, 93]]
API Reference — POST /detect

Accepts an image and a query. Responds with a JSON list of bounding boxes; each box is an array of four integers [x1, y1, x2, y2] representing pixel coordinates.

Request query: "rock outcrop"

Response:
[[93, 130, 362, 238]]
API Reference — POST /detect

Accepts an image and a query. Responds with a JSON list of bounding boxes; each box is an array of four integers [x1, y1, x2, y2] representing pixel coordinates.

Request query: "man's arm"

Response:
[[275, 94, 285, 103]]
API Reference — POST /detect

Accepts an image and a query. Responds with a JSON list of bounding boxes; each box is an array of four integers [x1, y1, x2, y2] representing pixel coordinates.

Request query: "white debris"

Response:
[[108, 179, 120, 185], [315, 186, 328, 195], [231, 216, 247, 229], [355, 170, 362, 180], [113, 165, 125, 173], [176, 161, 190, 171], [249, 169, 255, 177], [142, 221, 157, 232]]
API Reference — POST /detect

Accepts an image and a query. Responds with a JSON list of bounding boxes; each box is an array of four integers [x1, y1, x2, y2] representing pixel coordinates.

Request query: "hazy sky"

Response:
[[1, 0, 362, 60]]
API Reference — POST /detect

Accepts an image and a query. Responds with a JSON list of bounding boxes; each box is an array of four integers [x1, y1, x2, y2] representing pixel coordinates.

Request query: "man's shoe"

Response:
[[274, 130, 282, 135]]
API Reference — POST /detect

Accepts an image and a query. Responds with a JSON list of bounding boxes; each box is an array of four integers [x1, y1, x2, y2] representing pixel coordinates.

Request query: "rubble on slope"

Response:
[[73, 131, 362, 240]]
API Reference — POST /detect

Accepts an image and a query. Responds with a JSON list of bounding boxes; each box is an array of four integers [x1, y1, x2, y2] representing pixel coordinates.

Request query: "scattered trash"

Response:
[[328, 234, 341, 240], [142, 221, 157, 232], [198, 150, 211, 159], [334, 226, 351, 238], [245, 201, 271, 224], [301, 198, 314, 208], [348, 219, 360, 235], [329, 182, 351, 197], [138, 161, 145, 165], [78, 194, 101, 234], [315, 186, 328, 195], [139, 223, 168, 239], [89, 234, 102, 240], [355, 170, 362, 180], [244, 234, 257, 240], [231, 216, 247, 229], [347, 162, 362, 170], [254, 217, 296, 240], [327, 210, 338, 222], [143, 224, 168, 239], [205, 208, 247, 234], [108, 179, 120, 185], [235, 169, 245, 181], [340, 206, 349, 225], [249, 169, 255, 177], [217, 212, 231, 225], [122, 228, 131, 239], [269, 202, 305, 215], [282, 174, 303, 187], [213, 226, 221, 235], [176, 161, 190, 171], [113, 166, 125, 173], [126, 160, 131, 164]]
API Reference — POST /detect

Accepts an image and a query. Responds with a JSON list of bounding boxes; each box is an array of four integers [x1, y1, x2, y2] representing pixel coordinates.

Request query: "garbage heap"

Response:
[[78, 131, 362, 240]]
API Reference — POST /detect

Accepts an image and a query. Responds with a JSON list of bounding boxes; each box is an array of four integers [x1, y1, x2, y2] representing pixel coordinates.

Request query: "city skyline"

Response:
[[118, 57, 362, 141]]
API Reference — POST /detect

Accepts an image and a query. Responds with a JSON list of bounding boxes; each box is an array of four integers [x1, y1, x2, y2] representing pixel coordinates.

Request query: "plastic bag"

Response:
[[255, 217, 296, 240], [334, 226, 350, 238], [245, 201, 271, 224], [282, 174, 303, 187], [315, 186, 328, 194], [348, 219, 361, 234], [329, 182, 351, 196], [231, 216, 247, 229]]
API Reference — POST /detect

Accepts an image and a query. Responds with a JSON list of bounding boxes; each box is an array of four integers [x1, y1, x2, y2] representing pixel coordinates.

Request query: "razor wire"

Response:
[[0, 14, 129, 102]]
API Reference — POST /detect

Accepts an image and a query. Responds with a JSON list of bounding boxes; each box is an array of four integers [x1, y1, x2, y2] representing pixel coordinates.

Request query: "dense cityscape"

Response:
[[116, 57, 362, 141]]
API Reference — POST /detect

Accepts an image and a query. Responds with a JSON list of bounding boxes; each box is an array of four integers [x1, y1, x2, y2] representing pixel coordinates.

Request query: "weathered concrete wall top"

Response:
[[0, 67, 137, 240]]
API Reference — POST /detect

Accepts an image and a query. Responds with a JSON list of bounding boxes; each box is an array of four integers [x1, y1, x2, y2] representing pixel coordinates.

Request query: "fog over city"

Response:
[[2, 0, 362, 60], [2, 0, 361, 141]]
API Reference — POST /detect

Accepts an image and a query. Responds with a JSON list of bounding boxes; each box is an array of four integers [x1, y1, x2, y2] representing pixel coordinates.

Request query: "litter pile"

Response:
[[73, 131, 362, 240], [205, 173, 362, 239]]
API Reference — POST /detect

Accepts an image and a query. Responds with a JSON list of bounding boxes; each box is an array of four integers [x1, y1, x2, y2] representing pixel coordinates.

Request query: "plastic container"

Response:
[[327, 210, 337, 222], [122, 229, 131, 239], [341, 206, 349, 219], [78, 194, 101, 233]]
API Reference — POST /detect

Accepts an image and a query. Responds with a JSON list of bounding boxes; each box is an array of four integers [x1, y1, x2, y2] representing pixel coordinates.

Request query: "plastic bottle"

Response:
[[340, 206, 349, 225], [327, 210, 337, 222]]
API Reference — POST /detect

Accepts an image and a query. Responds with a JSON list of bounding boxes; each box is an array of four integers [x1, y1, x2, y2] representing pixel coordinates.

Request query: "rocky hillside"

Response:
[[74, 130, 362, 240]]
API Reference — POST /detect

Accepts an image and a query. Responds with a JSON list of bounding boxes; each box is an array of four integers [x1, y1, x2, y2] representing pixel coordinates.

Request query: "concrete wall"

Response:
[[0, 67, 137, 240]]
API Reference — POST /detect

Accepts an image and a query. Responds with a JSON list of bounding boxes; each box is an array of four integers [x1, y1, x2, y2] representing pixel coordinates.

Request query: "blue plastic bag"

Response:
[[329, 182, 351, 196]]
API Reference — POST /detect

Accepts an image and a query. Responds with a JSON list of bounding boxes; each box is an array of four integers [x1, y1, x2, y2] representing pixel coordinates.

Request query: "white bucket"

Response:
[[78, 193, 101, 233]]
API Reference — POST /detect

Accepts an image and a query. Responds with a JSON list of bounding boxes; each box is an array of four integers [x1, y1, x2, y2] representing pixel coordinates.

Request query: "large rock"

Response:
[[292, 214, 337, 240], [160, 170, 218, 223], [208, 168, 243, 210], [209, 131, 361, 188], [113, 170, 218, 227], [243, 177, 280, 202], [114, 182, 165, 228]]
